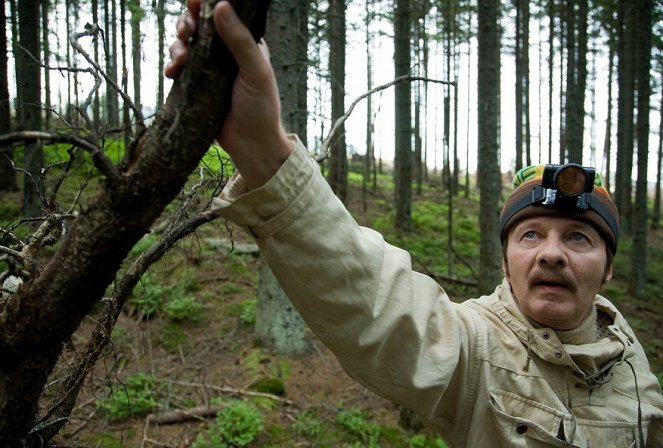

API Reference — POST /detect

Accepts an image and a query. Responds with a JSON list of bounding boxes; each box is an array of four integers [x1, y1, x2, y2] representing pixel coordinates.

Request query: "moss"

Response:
[[250, 377, 286, 396]]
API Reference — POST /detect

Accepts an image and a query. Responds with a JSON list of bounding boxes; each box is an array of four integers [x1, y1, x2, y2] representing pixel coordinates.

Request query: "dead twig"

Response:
[[0, 131, 119, 182], [70, 26, 146, 135], [147, 405, 224, 425], [162, 378, 296, 407], [317, 75, 456, 161]]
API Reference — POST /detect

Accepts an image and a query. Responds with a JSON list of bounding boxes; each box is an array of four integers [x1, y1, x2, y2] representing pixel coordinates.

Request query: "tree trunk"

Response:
[[464, 5, 472, 198], [17, 0, 43, 217], [130, 0, 142, 126], [105, 0, 120, 129], [629, 0, 652, 298], [564, 0, 587, 164], [256, 0, 311, 356], [603, 38, 615, 192], [156, 0, 166, 111], [413, 16, 423, 196], [547, 0, 554, 162], [652, 74, 662, 230], [327, 0, 347, 203], [92, 0, 101, 127], [364, 0, 376, 200], [256, 260, 310, 355], [41, 0, 52, 129], [523, 0, 530, 167], [0, 1, 272, 443], [394, 0, 412, 231], [477, 0, 502, 293], [0, 0, 17, 191], [514, 0, 523, 171], [121, 0, 131, 148], [558, 8, 566, 162], [615, 0, 635, 234], [513, 0, 531, 169]]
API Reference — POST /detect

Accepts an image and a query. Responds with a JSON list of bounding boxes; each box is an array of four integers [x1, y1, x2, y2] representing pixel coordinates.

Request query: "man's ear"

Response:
[[601, 263, 613, 288], [502, 256, 509, 278]]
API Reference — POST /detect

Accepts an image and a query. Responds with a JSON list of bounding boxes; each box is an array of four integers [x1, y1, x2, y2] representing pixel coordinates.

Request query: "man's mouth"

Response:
[[535, 279, 566, 288], [529, 272, 574, 291]]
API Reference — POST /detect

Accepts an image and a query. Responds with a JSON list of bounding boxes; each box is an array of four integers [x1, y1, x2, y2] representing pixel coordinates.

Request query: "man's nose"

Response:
[[536, 234, 566, 266]]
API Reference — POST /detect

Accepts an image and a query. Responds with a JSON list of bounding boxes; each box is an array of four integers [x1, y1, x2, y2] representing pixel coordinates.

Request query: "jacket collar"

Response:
[[492, 279, 635, 382]]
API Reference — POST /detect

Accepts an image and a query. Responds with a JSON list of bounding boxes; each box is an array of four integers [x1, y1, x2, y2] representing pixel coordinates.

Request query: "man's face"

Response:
[[502, 216, 612, 330]]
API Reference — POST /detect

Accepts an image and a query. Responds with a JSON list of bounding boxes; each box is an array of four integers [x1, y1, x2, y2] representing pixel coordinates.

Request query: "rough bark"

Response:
[[41, 0, 52, 129], [156, 0, 166, 111], [394, 0, 412, 231], [129, 0, 142, 123], [0, 1, 271, 444], [327, 0, 348, 203], [257, 0, 311, 356], [564, 0, 587, 164], [629, 0, 652, 298], [0, 0, 17, 191], [652, 75, 662, 230], [257, 260, 310, 355], [105, 0, 120, 128], [615, 0, 635, 234], [16, 0, 43, 217], [477, 0, 502, 294]]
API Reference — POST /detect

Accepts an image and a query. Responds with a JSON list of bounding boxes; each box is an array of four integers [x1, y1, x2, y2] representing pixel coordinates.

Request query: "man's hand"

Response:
[[166, 0, 293, 190]]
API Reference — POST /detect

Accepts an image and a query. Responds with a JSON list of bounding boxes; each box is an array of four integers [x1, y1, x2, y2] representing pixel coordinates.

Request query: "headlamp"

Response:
[[536, 163, 596, 210]]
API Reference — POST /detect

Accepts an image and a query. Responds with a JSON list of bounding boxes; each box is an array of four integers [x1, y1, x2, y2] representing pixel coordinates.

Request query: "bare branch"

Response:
[[1, 2, 272, 443], [156, 379, 296, 408], [70, 28, 146, 135], [0, 131, 119, 182], [33, 207, 220, 440], [0, 246, 25, 263], [317, 75, 456, 161]]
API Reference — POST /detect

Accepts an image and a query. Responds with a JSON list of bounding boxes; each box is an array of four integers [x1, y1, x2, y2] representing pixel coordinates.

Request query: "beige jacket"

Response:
[[213, 136, 663, 447]]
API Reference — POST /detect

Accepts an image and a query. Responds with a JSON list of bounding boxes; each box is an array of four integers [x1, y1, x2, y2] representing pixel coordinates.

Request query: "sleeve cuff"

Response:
[[210, 134, 320, 238]]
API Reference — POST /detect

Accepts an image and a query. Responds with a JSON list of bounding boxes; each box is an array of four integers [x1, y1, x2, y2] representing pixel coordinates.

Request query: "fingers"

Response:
[[165, 0, 272, 81], [164, 14, 196, 79], [186, 0, 202, 22], [176, 14, 196, 42], [164, 41, 187, 78]]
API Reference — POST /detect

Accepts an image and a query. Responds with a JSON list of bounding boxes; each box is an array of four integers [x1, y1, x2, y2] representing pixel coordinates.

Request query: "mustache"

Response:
[[529, 269, 576, 291]]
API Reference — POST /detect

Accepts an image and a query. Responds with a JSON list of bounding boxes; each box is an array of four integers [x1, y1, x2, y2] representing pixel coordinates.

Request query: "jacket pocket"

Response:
[[488, 387, 587, 448]]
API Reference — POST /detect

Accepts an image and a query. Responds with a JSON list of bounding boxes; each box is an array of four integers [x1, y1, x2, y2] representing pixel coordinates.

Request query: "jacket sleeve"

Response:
[[212, 135, 484, 431]]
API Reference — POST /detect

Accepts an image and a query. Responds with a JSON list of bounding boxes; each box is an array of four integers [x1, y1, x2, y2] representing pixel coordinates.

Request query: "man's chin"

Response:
[[527, 301, 578, 329]]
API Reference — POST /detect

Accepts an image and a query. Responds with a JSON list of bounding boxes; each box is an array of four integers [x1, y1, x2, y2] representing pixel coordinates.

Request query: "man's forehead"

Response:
[[511, 215, 601, 234]]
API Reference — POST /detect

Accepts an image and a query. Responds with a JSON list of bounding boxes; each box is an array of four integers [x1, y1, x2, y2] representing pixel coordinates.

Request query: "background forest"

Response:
[[0, 0, 662, 446]]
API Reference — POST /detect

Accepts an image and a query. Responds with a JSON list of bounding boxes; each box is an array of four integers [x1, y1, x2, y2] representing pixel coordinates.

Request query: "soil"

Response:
[[51, 183, 663, 448], [51, 185, 413, 448]]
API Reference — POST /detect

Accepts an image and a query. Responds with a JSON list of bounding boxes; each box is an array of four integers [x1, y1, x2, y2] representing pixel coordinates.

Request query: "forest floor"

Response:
[[46, 178, 663, 448]]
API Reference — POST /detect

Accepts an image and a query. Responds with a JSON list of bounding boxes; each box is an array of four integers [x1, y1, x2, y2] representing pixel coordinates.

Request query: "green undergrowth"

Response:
[[3, 153, 662, 445], [370, 194, 481, 280]]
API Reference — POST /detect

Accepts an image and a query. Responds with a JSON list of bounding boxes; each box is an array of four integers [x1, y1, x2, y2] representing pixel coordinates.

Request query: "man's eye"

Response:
[[570, 232, 587, 242], [523, 230, 538, 239]]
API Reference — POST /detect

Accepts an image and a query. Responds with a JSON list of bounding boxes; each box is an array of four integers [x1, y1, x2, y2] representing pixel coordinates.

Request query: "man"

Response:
[[166, 2, 663, 446]]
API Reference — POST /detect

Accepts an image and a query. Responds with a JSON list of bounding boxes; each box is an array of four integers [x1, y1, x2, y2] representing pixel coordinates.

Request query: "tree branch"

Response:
[[33, 191, 222, 440], [0, 131, 119, 181], [317, 75, 456, 161], [0, 1, 273, 444], [70, 27, 146, 135]]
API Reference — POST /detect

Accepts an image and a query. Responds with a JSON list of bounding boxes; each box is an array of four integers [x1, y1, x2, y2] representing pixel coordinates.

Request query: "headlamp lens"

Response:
[[555, 165, 588, 196]]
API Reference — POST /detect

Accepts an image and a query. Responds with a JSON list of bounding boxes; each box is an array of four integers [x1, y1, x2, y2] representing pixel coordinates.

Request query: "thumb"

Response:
[[213, 1, 268, 76]]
